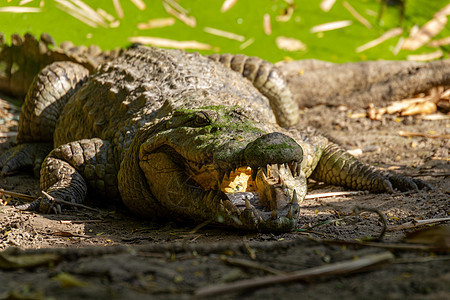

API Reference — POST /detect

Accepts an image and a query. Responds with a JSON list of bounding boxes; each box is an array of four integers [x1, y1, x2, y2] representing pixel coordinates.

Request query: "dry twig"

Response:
[[314, 238, 450, 252], [356, 28, 402, 53], [398, 131, 450, 139], [195, 252, 394, 297], [310, 20, 352, 33], [112, 0, 123, 18], [342, 1, 371, 29], [41, 191, 100, 213], [221, 256, 285, 275], [203, 27, 245, 42], [0, 189, 38, 202], [305, 191, 364, 200], [353, 206, 388, 241], [388, 217, 450, 231]]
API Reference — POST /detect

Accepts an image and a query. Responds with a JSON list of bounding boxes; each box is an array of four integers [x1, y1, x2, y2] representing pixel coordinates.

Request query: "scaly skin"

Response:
[[0, 42, 430, 231], [208, 54, 298, 128], [0, 32, 120, 99]]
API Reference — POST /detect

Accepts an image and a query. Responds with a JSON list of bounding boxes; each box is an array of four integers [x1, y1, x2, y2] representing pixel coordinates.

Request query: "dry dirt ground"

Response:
[[0, 93, 449, 299]]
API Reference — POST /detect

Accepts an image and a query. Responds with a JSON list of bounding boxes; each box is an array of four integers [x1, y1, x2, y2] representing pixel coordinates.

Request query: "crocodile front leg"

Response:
[[21, 138, 119, 213], [311, 143, 432, 193], [0, 61, 89, 176]]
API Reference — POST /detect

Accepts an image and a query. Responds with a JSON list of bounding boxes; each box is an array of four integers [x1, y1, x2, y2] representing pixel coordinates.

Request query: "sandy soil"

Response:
[[0, 94, 449, 299]]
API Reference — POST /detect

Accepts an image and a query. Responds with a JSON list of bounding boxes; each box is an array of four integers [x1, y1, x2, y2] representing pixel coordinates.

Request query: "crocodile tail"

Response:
[[208, 53, 299, 128], [310, 143, 392, 193], [0, 32, 121, 99]]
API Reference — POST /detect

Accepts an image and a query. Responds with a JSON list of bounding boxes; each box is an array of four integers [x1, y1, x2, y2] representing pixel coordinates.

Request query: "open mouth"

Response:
[[140, 129, 304, 230], [187, 161, 303, 222]]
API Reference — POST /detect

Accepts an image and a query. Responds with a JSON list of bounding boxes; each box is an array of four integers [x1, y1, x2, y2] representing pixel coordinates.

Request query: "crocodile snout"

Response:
[[243, 132, 303, 169]]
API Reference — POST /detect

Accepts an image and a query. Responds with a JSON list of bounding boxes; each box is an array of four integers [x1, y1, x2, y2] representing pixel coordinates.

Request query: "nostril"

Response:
[[243, 132, 303, 168]]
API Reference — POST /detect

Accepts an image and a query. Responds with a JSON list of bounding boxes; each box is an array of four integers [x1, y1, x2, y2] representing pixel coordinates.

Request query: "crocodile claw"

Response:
[[384, 172, 433, 192]]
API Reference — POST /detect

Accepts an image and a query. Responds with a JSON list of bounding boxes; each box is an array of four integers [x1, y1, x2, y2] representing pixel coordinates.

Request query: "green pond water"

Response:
[[0, 0, 448, 63]]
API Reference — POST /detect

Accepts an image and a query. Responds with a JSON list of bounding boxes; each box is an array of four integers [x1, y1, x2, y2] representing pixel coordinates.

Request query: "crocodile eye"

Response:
[[193, 111, 214, 126]]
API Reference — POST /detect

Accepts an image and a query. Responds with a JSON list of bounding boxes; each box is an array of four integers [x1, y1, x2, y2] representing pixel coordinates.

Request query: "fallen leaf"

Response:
[[112, 0, 123, 18], [163, 0, 196, 27], [402, 15, 447, 51], [130, 0, 146, 10], [264, 13, 272, 35], [276, 5, 295, 22], [356, 28, 402, 53], [128, 36, 212, 50], [0, 252, 60, 269], [386, 98, 429, 114], [400, 101, 436, 116], [137, 18, 175, 30], [276, 36, 306, 51], [53, 272, 89, 288], [433, 3, 450, 18], [221, 0, 238, 12], [320, 0, 336, 12], [428, 36, 450, 47], [404, 225, 450, 248], [407, 50, 444, 62], [204, 27, 245, 41], [0, 6, 41, 13], [310, 20, 352, 33]]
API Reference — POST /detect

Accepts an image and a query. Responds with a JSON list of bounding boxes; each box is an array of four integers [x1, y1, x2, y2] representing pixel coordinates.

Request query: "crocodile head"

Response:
[[137, 105, 305, 231]]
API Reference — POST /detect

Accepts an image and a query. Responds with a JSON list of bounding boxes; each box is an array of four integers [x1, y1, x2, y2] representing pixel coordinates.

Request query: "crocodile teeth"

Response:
[[261, 166, 268, 177], [266, 164, 272, 177], [291, 189, 298, 204], [286, 204, 295, 219], [288, 162, 296, 177], [271, 209, 277, 219], [290, 161, 300, 177], [244, 196, 252, 210]]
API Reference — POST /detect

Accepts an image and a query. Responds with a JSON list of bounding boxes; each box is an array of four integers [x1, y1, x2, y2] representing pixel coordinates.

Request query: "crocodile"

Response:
[[0, 32, 121, 99], [0, 40, 430, 231]]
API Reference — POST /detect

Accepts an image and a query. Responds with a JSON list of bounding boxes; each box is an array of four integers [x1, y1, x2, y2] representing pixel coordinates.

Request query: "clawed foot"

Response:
[[15, 191, 82, 214], [0, 143, 52, 177], [383, 171, 433, 193]]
